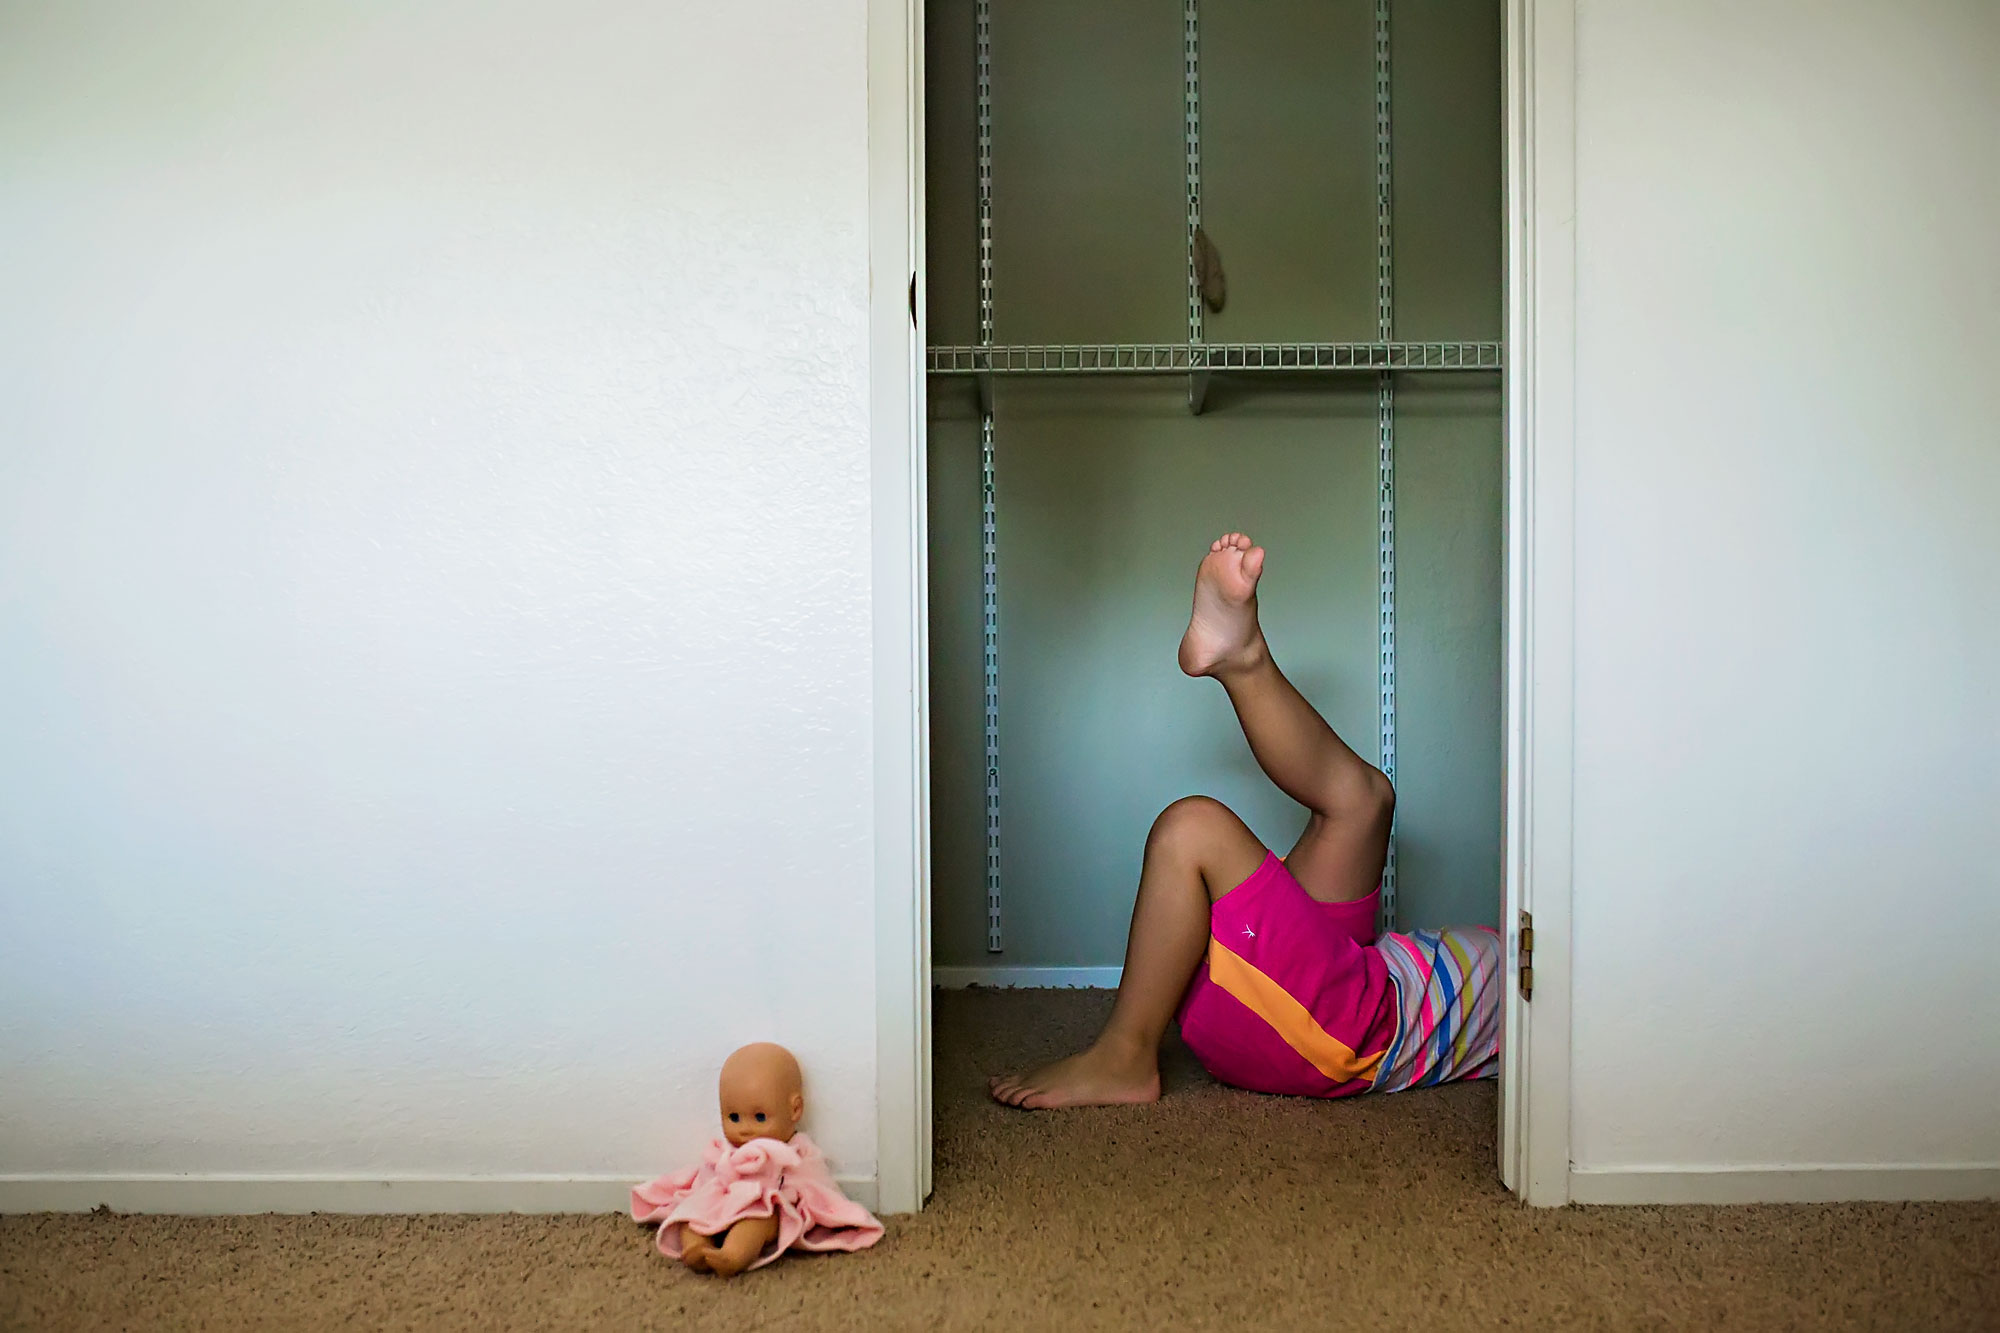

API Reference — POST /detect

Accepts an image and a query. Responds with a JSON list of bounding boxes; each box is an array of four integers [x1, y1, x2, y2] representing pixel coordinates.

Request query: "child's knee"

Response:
[[1148, 795, 1240, 855], [1310, 764, 1395, 825]]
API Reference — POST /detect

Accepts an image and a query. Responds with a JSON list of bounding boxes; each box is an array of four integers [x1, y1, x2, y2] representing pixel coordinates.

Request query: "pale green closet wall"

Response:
[[927, 0, 1502, 969]]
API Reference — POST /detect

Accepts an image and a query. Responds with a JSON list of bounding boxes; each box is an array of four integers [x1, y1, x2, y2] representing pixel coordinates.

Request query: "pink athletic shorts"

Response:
[[1176, 853, 1399, 1098]]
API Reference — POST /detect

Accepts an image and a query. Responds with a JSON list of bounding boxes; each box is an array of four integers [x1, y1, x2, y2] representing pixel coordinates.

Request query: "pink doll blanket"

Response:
[[631, 1132, 883, 1270]]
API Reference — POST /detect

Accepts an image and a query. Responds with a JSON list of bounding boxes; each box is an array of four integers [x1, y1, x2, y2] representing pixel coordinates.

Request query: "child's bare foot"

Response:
[[1178, 532, 1267, 677], [988, 1040, 1162, 1110]]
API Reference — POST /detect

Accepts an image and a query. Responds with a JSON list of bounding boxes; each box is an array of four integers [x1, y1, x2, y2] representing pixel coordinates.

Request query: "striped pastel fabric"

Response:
[[1371, 925, 1502, 1094]]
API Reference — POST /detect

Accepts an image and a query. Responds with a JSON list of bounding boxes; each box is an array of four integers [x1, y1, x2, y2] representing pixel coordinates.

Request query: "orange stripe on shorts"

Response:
[[1205, 938, 1387, 1084]]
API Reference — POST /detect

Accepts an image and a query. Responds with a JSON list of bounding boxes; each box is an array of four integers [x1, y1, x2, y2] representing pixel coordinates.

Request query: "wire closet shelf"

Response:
[[928, 341, 1503, 375]]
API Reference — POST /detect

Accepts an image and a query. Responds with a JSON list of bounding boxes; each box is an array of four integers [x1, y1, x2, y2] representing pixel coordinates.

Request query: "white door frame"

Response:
[[868, 0, 932, 1216], [1500, 0, 1578, 1208], [868, 0, 1579, 1213]]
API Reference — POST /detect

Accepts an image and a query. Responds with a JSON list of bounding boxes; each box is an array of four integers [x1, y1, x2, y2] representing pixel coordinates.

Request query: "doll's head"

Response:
[[718, 1043, 805, 1147]]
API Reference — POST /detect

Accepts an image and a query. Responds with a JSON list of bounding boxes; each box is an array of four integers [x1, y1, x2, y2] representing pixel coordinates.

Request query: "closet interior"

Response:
[[926, 0, 1505, 976]]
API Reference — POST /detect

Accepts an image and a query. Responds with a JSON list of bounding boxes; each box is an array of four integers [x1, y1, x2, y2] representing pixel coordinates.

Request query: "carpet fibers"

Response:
[[5, 989, 1997, 1330]]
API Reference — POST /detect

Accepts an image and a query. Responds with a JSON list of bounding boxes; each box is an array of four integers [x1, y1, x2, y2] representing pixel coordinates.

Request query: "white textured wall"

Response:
[[1570, 0, 2000, 1171], [0, 1, 877, 1186]]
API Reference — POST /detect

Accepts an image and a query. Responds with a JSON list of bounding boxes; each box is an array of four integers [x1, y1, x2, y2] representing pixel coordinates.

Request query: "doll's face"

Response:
[[717, 1045, 806, 1146], [720, 1083, 800, 1146]]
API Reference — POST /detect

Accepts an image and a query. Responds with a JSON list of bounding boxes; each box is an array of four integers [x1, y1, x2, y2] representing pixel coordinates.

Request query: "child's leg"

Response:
[[1179, 533, 1393, 904], [988, 795, 1265, 1109]]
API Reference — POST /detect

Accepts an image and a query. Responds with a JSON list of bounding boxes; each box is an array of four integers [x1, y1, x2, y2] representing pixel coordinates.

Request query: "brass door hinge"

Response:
[[1518, 909, 1534, 1000]]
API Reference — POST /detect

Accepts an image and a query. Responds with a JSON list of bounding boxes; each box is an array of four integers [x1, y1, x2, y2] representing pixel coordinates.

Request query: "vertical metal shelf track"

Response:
[[1373, 0, 1399, 932], [1184, 0, 1204, 363], [975, 0, 1002, 953]]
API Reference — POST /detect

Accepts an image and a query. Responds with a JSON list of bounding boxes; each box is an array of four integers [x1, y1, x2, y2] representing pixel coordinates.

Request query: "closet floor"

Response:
[[5, 989, 1996, 1331]]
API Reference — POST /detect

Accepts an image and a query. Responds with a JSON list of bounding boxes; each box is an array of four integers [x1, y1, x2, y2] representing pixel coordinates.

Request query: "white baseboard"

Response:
[[1567, 1164, 2000, 1205], [933, 966, 1121, 990], [0, 1173, 880, 1216]]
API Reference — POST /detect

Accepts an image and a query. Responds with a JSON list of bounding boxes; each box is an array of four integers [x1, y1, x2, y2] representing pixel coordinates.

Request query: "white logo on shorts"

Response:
[[1241, 926, 1256, 941]]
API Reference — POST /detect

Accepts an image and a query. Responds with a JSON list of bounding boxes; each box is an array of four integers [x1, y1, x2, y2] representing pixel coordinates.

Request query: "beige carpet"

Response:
[[5, 989, 1997, 1331]]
